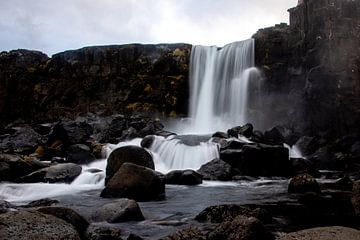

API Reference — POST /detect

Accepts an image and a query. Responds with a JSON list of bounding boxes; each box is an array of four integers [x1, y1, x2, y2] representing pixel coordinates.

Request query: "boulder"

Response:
[[17, 163, 82, 183], [92, 199, 144, 223], [220, 143, 289, 177], [85, 225, 123, 240], [263, 126, 285, 145], [0, 210, 80, 240], [38, 207, 89, 237], [66, 144, 96, 164], [105, 146, 154, 184], [352, 180, 360, 216], [140, 135, 155, 149], [101, 163, 165, 201], [278, 226, 360, 240], [0, 154, 50, 182], [166, 170, 202, 185], [294, 136, 320, 157], [227, 124, 254, 138], [308, 146, 336, 170], [0, 200, 14, 213], [288, 173, 321, 194], [207, 215, 274, 240], [99, 115, 127, 144], [22, 198, 59, 208], [197, 159, 234, 181], [162, 227, 205, 240], [195, 204, 271, 224]]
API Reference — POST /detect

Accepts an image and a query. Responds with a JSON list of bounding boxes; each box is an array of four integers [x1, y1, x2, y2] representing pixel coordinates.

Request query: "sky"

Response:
[[0, 0, 298, 55]]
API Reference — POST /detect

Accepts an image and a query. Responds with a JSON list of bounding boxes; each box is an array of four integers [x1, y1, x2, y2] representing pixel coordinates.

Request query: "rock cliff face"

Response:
[[0, 44, 191, 128], [254, 0, 360, 136]]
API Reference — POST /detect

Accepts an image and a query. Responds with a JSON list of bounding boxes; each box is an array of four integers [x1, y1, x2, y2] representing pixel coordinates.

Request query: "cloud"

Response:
[[0, 0, 298, 55]]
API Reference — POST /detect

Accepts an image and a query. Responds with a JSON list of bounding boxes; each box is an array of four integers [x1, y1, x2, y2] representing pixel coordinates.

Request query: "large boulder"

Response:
[[288, 173, 321, 194], [92, 199, 144, 223], [105, 146, 154, 184], [0, 210, 80, 240], [207, 215, 274, 240], [220, 143, 289, 177], [17, 163, 82, 183], [197, 159, 234, 181], [101, 163, 165, 201], [352, 180, 360, 216], [278, 226, 360, 240], [165, 170, 202, 185], [66, 144, 96, 164], [0, 154, 49, 182]]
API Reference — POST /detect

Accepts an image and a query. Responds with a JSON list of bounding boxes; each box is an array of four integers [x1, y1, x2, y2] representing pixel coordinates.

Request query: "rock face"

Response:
[[0, 44, 191, 129], [105, 146, 154, 184], [0, 210, 80, 240], [278, 226, 360, 240], [101, 163, 165, 201]]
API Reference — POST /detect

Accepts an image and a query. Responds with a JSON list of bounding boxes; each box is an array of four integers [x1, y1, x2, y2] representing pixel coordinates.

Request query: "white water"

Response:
[[182, 39, 261, 134]]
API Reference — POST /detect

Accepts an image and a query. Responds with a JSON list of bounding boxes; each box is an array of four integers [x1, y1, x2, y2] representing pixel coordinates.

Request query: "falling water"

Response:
[[185, 39, 260, 134]]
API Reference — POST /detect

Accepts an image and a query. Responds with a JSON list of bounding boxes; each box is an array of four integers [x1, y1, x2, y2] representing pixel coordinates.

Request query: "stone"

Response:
[[0, 210, 80, 240], [162, 227, 206, 240], [38, 207, 89, 237], [230, 123, 254, 138], [197, 159, 234, 181], [212, 132, 229, 139], [84, 225, 123, 240], [166, 170, 202, 185], [0, 200, 14, 213], [294, 136, 320, 157], [140, 135, 155, 149], [278, 226, 360, 240], [105, 145, 154, 185], [352, 180, 360, 216], [288, 173, 321, 194], [92, 199, 144, 223], [207, 215, 274, 240], [17, 163, 82, 183], [23, 198, 59, 208], [101, 163, 165, 201], [66, 144, 96, 164]]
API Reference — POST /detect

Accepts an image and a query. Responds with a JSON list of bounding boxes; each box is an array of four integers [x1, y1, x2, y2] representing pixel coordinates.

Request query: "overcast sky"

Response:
[[0, 0, 298, 55]]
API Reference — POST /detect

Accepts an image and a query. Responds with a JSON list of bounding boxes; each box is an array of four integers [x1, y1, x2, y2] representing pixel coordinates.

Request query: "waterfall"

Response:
[[184, 39, 260, 134]]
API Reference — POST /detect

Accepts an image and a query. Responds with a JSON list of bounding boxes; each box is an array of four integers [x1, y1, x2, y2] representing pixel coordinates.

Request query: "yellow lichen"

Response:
[[144, 84, 153, 93], [34, 84, 42, 94], [172, 48, 186, 57]]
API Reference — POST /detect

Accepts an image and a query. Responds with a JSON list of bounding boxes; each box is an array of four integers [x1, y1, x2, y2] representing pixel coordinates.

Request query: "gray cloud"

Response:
[[0, 0, 297, 55]]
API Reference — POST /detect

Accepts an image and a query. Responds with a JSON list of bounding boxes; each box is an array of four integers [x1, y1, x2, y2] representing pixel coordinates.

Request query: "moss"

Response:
[[143, 84, 153, 93], [34, 84, 42, 94], [165, 94, 177, 106], [27, 67, 37, 73], [126, 102, 142, 111], [169, 111, 177, 118], [35, 145, 45, 156], [172, 48, 186, 57]]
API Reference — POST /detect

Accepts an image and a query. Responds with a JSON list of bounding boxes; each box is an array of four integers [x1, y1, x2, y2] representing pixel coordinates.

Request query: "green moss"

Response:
[[172, 48, 186, 57]]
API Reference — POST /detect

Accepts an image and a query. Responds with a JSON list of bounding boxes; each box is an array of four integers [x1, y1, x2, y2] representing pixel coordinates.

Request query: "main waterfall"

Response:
[[183, 39, 260, 134]]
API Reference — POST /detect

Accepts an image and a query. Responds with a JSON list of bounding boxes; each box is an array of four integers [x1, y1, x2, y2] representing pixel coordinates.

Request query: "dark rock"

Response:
[[66, 144, 96, 164], [352, 180, 360, 216], [197, 159, 234, 181], [101, 163, 165, 201], [127, 233, 144, 240], [233, 123, 254, 138], [0, 127, 44, 154], [294, 136, 320, 157], [140, 135, 155, 149], [263, 126, 285, 145], [220, 143, 289, 177], [212, 132, 228, 139], [249, 130, 264, 143], [92, 199, 144, 223], [99, 115, 127, 144], [166, 170, 202, 185], [221, 140, 247, 151], [38, 207, 89, 237], [195, 204, 271, 224], [84, 225, 123, 240], [0, 200, 14, 213], [119, 127, 140, 141], [17, 163, 82, 183], [207, 215, 274, 240], [23, 198, 59, 208], [288, 173, 321, 194], [105, 146, 154, 184], [308, 146, 336, 170], [278, 226, 360, 240], [232, 175, 258, 181], [0, 209, 80, 240], [0, 154, 50, 182], [289, 157, 320, 177], [162, 227, 205, 240]]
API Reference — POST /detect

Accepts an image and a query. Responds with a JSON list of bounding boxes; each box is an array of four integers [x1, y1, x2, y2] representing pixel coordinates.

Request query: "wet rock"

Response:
[[195, 204, 271, 224], [105, 145, 154, 184], [162, 227, 206, 240], [289, 157, 320, 177], [85, 225, 123, 240], [352, 180, 360, 216], [263, 126, 285, 145], [101, 163, 165, 201], [66, 144, 96, 164], [99, 115, 127, 144], [197, 159, 234, 181], [23, 198, 59, 208], [288, 173, 321, 194], [0, 127, 45, 154], [140, 135, 155, 149], [0, 154, 50, 182], [212, 131, 228, 139], [92, 199, 144, 223], [127, 233, 144, 240], [220, 143, 289, 177], [207, 215, 274, 240], [278, 226, 360, 240], [221, 140, 247, 150], [0, 200, 14, 213], [0, 209, 80, 240], [17, 163, 82, 183], [155, 130, 176, 138], [166, 170, 202, 185], [38, 207, 89, 237], [294, 136, 320, 157], [229, 123, 254, 138]]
